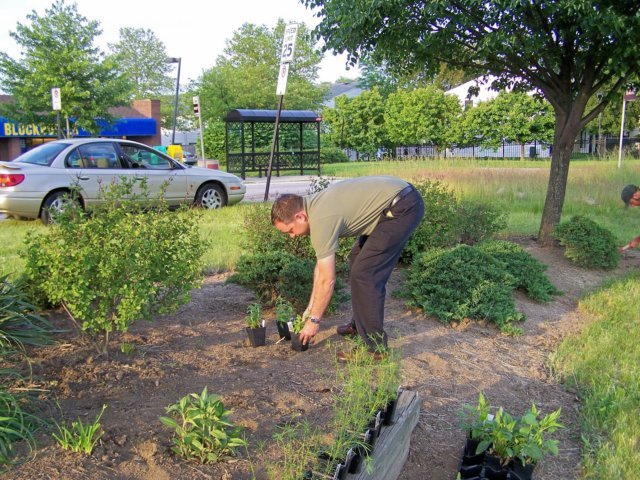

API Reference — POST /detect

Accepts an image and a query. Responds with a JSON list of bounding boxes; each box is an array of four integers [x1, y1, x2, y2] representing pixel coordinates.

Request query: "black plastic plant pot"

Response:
[[301, 470, 313, 480], [382, 386, 403, 425], [275, 320, 291, 340], [363, 428, 377, 450], [349, 443, 371, 474], [368, 410, 384, 438], [290, 334, 309, 352], [483, 454, 509, 480], [510, 461, 535, 480], [462, 437, 487, 465], [246, 326, 266, 347], [458, 462, 483, 479]]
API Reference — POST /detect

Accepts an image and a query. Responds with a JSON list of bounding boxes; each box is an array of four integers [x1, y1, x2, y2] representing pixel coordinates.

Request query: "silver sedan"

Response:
[[0, 138, 245, 223]]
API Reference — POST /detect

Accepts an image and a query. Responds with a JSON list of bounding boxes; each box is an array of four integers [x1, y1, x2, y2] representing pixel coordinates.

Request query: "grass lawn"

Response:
[[551, 271, 640, 478]]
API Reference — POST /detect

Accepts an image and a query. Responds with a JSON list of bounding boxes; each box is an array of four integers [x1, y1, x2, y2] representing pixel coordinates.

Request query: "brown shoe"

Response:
[[336, 323, 357, 336]]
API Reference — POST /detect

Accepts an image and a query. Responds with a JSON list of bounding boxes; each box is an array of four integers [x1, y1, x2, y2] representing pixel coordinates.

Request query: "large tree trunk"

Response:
[[538, 113, 581, 246]]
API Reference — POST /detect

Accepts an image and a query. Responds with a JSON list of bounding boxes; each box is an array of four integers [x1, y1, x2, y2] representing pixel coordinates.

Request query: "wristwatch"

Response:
[[309, 316, 321, 325]]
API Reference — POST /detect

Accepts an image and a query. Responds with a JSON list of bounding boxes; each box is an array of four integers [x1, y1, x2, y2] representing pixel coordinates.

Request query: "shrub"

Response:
[[320, 146, 349, 163], [476, 240, 561, 302], [23, 179, 206, 354], [455, 201, 507, 246], [553, 216, 619, 269], [160, 387, 246, 464], [404, 245, 524, 332], [230, 252, 347, 311], [401, 178, 459, 263]]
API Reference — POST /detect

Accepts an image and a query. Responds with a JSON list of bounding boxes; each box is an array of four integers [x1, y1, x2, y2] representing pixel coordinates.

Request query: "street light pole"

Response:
[[165, 57, 181, 145]]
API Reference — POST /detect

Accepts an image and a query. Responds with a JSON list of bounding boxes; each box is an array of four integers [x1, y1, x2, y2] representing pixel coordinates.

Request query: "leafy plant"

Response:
[[476, 240, 561, 302], [53, 405, 106, 455], [119, 342, 135, 356], [0, 275, 53, 353], [513, 404, 562, 466], [0, 389, 41, 467], [275, 297, 295, 325], [160, 387, 246, 464], [553, 215, 619, 269], [459, 392, 492, 444], [404, 245, 524, 333], [23, 178, 206, 355], [454, 201, 507, 246], [289, 314, 305, 334], [245, 303, 262, 329]]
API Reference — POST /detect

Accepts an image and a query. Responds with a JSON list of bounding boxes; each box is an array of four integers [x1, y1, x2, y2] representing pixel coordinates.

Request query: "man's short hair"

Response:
[[271, 194, 303, 224], [621, 184, 639, 208]]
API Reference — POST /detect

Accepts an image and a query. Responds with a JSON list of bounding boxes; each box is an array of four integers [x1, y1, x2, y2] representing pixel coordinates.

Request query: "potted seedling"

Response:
[[458, 393, 563, 480], [289, 314, 308, 352], [275, 297, 293, 341], [245, 302, 266, 347]]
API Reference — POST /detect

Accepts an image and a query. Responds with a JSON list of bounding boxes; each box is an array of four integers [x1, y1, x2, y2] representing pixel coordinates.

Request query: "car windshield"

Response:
[[16, 142, 69, 166]]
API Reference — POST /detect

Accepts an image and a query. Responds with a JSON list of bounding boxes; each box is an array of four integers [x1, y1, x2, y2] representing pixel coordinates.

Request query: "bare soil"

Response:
[[6, 239, 640, 480]]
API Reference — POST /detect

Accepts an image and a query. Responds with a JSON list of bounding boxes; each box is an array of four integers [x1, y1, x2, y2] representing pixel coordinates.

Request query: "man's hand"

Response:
[[298, 320, 319, 345]]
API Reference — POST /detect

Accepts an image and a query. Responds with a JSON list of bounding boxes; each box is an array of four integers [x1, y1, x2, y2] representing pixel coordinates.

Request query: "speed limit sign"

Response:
[[280, 24, 298, 63]]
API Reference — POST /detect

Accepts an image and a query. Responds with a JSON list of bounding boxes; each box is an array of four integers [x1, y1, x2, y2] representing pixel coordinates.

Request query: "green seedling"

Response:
[[52, 405, 106, 455]]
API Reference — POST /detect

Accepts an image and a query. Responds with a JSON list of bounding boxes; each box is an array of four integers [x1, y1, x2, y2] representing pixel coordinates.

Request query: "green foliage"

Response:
[[320, 145, 349, 164], [455, 201, 507, 246], [461, 394, 562, 466], [385, 86, 461, 154], [289, 314, 305, 334], [266, 422, 318, 480], [553, 216, 620, 269], [404, 245, 524, 332], [0, 0, 129, 133], [160, 387, 246, 464], [119, 342, 135, 356], [0, 389, 41, 468], [53, 405, 106, 455], [401, 178, 459, 262], [275, 297, 295, 325], [476, 240, 560, 302], [107, 27, 172, 99], [22, 178, 206, 354], [198, 20, 326, 123], [401, 178, 506, 263], [245, 303, 262, 329], [0, 275, 53, 353]]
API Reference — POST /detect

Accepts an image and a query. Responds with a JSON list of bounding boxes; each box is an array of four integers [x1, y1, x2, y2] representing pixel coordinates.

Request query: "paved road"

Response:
[[242, 175, 340, 203]]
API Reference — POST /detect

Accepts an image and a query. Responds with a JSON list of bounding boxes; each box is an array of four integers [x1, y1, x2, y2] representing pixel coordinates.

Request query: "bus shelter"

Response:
[[224, 109, 321, 179]]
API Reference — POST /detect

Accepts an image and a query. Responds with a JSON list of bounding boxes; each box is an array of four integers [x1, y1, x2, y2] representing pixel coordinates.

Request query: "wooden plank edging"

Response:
[[348, 389, 421, 480]]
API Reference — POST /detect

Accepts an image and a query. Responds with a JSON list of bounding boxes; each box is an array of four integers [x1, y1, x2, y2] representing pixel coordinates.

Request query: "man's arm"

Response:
[[299, 254, 336, 344], [620, 235, 640, 252]]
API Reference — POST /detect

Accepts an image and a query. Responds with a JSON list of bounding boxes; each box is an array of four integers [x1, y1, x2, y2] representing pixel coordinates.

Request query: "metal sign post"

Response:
[[194, 96, 206, 161], [51, 87, 62, 139], [264, 24, 298, 202], [619, 89, 637, 169]]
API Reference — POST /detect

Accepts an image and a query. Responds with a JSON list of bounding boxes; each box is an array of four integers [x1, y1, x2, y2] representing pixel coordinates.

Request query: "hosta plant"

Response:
[[160, 387, 246, 463]]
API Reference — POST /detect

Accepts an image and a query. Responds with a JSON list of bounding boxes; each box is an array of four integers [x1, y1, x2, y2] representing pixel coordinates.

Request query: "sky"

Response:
[[0, 0, 361, 86]]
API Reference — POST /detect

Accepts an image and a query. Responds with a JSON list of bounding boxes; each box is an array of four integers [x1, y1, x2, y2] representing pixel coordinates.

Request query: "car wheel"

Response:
[[196, 183, 227, 209], [40, 191, 81, 224]]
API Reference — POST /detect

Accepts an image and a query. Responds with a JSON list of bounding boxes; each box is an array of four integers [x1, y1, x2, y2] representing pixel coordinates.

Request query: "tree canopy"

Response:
[[0, 0, 129, 133], [108, 27, 173, 99], [303, 0, 640, 244]]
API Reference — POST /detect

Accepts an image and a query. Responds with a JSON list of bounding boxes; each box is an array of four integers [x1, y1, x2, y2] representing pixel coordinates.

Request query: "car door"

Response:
[[116, 142, 187, 206], [65, 142, 124, 209]]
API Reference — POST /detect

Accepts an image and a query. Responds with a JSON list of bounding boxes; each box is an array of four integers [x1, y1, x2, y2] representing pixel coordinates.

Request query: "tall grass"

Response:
[[1, 157, 639, 278], [550, 271, 640, 478]]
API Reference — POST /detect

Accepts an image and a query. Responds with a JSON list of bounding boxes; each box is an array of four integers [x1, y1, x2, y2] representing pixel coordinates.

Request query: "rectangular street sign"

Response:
[[51, 88, 61, 110], [276, 63, 290, 96], [280, 24, 298, 64]]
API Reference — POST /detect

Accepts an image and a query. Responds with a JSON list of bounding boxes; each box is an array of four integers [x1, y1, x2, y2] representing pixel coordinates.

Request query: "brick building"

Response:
[[0, 98, 161, 161]]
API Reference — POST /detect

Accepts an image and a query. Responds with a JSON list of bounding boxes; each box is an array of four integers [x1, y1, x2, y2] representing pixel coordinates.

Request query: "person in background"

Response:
[[271, 176, 424, 360], [619, 184, 640, 252]]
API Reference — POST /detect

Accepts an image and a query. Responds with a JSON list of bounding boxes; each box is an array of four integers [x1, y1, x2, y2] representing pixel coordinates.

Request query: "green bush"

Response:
[[401, 178, 459, 263], [455, 201, 507, 246], [401, 178, 506, 263], [404, 245, 524, 332], [553, 216, 619, 269], [23, 179, 206, 354], [476, 240, 561, 302], [230, 252, 347, 312], [320, 146, 349, 163]]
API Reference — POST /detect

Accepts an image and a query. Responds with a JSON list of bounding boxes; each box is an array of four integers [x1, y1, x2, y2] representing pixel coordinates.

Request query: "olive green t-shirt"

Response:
[[304, 176, 409, 259]]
